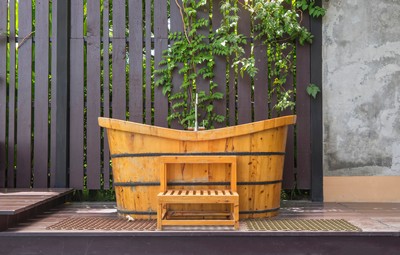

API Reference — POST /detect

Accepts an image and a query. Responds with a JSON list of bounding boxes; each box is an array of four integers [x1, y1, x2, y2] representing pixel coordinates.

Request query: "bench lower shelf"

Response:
[[157, 190, 239, 230]]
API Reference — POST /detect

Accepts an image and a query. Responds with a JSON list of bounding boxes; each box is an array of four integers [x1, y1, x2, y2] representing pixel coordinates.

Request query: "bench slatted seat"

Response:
[[157, 156, 239, 230]]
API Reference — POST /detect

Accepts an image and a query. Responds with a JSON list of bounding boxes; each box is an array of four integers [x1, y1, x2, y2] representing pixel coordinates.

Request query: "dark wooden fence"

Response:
[[0, 0, 312, 191]]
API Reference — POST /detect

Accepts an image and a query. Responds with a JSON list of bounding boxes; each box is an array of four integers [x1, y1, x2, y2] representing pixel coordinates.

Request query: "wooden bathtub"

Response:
[[99, 115, 296, 219]]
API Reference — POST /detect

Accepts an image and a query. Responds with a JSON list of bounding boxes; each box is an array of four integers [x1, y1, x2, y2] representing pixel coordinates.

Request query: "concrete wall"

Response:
[[322, 0, 400, 177]]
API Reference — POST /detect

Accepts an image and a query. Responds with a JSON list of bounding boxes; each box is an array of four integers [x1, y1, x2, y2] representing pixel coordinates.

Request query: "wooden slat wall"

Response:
[[296, 12, 312, 189], [33, 0, 50, 188], [128, 0, 143, 123], [196, 2, 210, 122], [153, 0, 168, 127], [212, 0, 227, 128], [112, 0, 127, 121], [86, 1, 101, 189], [237, 0, 252, 125], [16, 1, 33, 188], [0, 0, 6, 188], [144, 0, 152, 125], [50, 0, 57, 187], [253, 22, 268, 122], [0, 1, 312, 191], [282, 46, 296, 189], [102, 0, 111, 189], [170, 0, 184, 129], [7, 0, 16, 188], [69, 0, 85, 189]]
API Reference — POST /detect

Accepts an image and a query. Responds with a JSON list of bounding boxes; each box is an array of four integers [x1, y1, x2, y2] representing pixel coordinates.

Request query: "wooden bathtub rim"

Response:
[[98, 115, 296, 141]]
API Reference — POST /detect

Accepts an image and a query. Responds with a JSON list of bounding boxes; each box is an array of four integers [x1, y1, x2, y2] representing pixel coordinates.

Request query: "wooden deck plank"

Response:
[[0, 189, 73, 230]]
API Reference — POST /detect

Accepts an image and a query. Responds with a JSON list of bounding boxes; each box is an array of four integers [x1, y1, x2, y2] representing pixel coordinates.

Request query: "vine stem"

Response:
[[174, 0, 191, 44], [17, 31, 35, 49]]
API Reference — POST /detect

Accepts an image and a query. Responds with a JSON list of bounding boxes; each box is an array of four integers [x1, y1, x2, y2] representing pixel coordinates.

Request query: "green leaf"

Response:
[[306, 83, 321, 99]]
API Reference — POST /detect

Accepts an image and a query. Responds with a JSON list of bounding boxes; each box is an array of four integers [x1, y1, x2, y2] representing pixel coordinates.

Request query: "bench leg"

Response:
[[233, 201, 239, 230], [157, 202, 162, 230]]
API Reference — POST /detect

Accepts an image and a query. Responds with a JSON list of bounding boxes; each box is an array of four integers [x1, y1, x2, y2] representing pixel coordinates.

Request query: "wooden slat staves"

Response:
[[128, 0, 143, 123], [86, 1, 101, 189], [153, 0, 168, 127], [102, 0, 111, 189], [16, 1, 32, 188], [237, 1, 252, 125], [144, 0, 152, 125], [0, 0, 7, 187], [212, 0, 227, 128], [69, 0, 84, 189], [170, 0, 184, 129], [296, 11, 311, 189], [7, 0, 16, 188], [33, 0, 49, 188], [112, 0, 126, 121]]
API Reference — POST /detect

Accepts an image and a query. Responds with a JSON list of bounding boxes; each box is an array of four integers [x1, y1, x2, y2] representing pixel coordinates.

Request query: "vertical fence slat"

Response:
[[237, 1, 252, 124], [282, 59, 295, 189], [33, 0, 49, 188], [51, 0, 69, 188], [195, 2, 210, 124], [7, 0, 16, 188], [296, 12, 311, 189], [212, 0, 227, 128], [128, 0, 143, 123], [50, 0, 57, 187], [16, 1, 32, 188], [253, 33, 268, 121], [144, 0, 152, 125], [102, 0, 111, 189], [86, 1, 101, 189], [228, 64, 236, 126], [69, 0, 84, 189], [153, 0, 168, 127], [170, 0, 184, 129], [0, 0, 7, 187], [112, 0, 126, 121]]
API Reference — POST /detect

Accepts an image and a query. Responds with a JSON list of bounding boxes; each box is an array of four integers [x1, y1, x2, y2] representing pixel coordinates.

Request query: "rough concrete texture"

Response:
[[322, 0, 400, 176]]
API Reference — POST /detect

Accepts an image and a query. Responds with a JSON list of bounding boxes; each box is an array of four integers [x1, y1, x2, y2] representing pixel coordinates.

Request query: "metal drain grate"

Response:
[[46, 217, 156, 231], [246, 219, 361, 232]]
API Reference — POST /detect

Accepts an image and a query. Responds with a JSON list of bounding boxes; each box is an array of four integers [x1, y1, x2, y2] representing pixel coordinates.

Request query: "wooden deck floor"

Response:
[[1, 200, 399, 234], [0, 188, 73, 231], [1, 200, 399, 254]]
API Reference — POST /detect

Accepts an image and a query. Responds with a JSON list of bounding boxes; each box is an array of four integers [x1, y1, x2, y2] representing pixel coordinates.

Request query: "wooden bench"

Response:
[[157, 156, 239, 230]]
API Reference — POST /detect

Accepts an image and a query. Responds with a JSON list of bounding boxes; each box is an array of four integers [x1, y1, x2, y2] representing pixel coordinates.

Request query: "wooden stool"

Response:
[[157, 155, 239, 230]]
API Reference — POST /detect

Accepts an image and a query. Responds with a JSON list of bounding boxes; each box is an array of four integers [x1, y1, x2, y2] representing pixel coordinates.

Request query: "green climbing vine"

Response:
[[155, 0, 251, 129], [155, 0, 326, 128]]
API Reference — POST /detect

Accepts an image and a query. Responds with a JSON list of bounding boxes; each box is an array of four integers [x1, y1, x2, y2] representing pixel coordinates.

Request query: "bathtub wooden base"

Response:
[[99, 115, 296, 219]]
